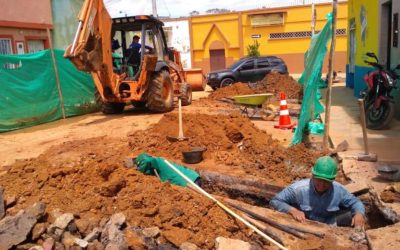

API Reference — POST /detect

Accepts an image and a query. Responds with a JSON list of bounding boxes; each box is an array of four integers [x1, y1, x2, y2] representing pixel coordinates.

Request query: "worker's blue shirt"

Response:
[[270, 178, 365, 225], [129, 42, 152, 50]]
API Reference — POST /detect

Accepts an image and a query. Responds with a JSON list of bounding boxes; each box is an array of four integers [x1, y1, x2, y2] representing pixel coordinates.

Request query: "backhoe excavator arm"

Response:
[[64, 0, 117, 100]]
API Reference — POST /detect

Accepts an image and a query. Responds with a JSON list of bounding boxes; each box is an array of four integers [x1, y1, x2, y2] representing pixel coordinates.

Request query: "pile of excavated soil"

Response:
[[254, 72, 303, 100], [0, 138, 261, 249], [206, 74, 302, 101], [208, 83, 254, 100], [128, 112, 326, 186]]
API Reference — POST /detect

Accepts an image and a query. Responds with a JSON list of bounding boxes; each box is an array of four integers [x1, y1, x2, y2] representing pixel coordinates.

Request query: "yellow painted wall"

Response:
[[190, 2, 348, 68], [347, 0, 379, 66], [241, 3, 347, 56]]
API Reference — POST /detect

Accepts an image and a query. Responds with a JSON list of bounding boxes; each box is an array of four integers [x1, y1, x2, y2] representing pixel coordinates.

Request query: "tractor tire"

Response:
[[131, 101, 146, 109], [180, 83, 192, 106], [95, 91, 125, 114], [146, 71, 174, 113]]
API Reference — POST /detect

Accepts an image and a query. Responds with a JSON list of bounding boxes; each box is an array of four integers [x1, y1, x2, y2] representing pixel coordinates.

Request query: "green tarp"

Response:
[[135, 153, 200, 187], [0, 49, 97, 132], [291, 13, 333, 145]]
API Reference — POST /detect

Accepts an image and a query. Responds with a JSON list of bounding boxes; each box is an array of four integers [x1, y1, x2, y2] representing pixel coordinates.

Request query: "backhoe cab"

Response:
[[64, 0, 192, 114]]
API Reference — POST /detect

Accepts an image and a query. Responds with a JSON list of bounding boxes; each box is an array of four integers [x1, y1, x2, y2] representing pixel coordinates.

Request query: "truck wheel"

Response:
[[146, 71, 174, 112], [95, 91, 125, 114], [180, 83, 192, 106]]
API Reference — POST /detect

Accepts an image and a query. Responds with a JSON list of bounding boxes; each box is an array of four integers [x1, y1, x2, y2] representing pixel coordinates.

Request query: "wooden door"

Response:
[[210, 49, 226, 71]]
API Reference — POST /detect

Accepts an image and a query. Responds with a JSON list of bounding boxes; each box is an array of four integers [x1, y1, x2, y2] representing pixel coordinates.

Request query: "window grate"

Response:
[[0, 39, 13, 55], [269, 28, 347, 40]]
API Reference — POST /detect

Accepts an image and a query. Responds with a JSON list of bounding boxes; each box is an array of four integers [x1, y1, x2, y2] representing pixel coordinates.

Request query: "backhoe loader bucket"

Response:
[[185, 68, 206, 91]]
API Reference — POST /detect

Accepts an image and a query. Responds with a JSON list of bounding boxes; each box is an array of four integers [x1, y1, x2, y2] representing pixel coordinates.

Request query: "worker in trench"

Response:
[[270, 156, 365, 229]]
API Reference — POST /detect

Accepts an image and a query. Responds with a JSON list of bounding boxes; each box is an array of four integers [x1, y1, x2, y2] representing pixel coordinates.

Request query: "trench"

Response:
[[200, 170, 396, 230]]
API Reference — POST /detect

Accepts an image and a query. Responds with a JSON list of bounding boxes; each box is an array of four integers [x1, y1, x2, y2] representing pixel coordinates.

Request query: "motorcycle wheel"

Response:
[[365, 101, 395, 130]]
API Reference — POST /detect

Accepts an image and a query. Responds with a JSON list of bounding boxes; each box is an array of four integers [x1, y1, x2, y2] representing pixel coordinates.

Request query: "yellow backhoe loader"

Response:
[[64, 0, 193, 114]]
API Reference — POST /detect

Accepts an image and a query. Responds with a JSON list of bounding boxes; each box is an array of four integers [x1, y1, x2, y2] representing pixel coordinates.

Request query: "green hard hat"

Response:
[[311, 156, 337, 181]]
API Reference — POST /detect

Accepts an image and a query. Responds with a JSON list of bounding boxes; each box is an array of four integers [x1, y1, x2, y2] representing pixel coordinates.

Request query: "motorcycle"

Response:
[[362, 52, 400, 130]]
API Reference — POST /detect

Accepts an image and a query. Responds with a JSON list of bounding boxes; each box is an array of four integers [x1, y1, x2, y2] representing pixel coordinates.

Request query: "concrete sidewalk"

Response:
[[328, 83, 400, 248], [328, 82, 400, 162]]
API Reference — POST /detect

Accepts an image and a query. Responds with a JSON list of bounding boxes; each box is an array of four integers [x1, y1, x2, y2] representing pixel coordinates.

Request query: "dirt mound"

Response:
[[0, 138, 259, 249], [128, 112, 325, 186], [254, 72, 303, 99], [208, 83, 254, 100]]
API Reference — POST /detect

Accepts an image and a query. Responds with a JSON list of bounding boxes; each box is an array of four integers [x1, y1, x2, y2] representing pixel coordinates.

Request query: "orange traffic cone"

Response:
[[274, 92, 296, 129]]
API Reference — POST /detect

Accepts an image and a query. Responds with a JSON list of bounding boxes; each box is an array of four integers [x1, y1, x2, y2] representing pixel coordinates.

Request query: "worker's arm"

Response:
[[340, 187, 366, 228], [340, 188, 365, 215], [270, 185, 297, 213]]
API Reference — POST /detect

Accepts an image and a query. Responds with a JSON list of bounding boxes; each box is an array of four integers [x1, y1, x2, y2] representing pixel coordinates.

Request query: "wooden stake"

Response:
[[311, 3, 316, 36], [323, 0, 338, 150], [47, 28, 66, 119]]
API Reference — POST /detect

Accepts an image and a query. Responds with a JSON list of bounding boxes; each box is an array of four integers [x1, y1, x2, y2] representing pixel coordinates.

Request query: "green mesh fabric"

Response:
[[291, 13, 333, 145], [0, 49, 97, 132]]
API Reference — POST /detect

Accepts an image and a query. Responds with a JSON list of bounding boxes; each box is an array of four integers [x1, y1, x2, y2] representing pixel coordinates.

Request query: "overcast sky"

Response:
[[104, 0, 336, 18]]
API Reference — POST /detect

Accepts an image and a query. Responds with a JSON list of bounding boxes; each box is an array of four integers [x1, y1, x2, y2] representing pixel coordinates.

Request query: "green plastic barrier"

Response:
[[0, 49, 97, 132], [291, 13, 333, 145]]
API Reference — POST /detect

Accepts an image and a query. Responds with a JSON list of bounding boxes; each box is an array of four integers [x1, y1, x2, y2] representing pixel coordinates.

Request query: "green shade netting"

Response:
[[0, 49, 97, 132], [291, 13, 333, 145]]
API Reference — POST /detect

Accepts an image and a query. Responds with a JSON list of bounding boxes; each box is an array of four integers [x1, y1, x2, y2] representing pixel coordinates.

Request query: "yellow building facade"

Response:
[[189, 2, 348, 73]]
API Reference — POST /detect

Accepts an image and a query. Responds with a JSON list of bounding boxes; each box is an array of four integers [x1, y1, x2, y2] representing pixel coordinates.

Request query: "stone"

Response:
[[142, 226, 160, 238], [32, 223, 46, 240], [83, 227, 101, 242], [0, 202, 46, 249], [29, 246, 44, 250], [109, 213, 125, 227], [101, 214, 127, 249], [67, 222, 79, 234], [163, 228, 190, 247], [16, 243, 36, 250], [87, 240, 104, 250], [0, 186, 5, 219], [215, 237, 257, 250], [42, 237, 55, 250], [180, 242, 198, 250], [5, 195, 17, 208], [62, 232, 78, 247], [74, 238, 89, 248], [53, 213, 75, 230]]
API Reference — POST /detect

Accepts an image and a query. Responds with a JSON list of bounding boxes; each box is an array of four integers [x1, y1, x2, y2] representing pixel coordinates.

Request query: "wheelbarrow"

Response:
[[232, 93, 277, 120]]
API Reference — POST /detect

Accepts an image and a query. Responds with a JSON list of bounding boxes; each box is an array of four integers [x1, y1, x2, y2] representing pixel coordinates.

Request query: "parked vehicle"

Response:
[[206, 56, 288, 90], [362, 52, 400, 129]]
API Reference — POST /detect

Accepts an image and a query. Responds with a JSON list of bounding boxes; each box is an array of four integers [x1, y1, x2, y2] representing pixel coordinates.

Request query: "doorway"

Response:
[[381, 1, 392, 69], [210, 49, 226, 71]]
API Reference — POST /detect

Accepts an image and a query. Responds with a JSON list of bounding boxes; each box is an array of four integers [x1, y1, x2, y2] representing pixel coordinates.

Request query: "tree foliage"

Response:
[[246, 40, 260, 57], [189, 10, 200, 16], [206, 8, 231, 14]]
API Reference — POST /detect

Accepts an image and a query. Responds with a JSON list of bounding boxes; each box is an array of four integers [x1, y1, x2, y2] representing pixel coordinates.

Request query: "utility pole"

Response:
[[323, 0, 338, 150], [152, 0, 158, 17]]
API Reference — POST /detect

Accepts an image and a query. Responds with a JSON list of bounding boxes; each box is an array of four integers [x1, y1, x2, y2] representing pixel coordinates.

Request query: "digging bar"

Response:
[[357, 99, 377, 162], [163, 159, 288, 250], [166, 98, 189, 142]]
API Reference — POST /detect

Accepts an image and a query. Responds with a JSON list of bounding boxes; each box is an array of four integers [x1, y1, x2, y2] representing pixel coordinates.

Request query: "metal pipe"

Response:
[[70, 21, 83, 54]]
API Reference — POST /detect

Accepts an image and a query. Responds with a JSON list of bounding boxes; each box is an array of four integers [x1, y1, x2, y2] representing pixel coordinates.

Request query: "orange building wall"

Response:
[[0, 0, 53, 26]]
